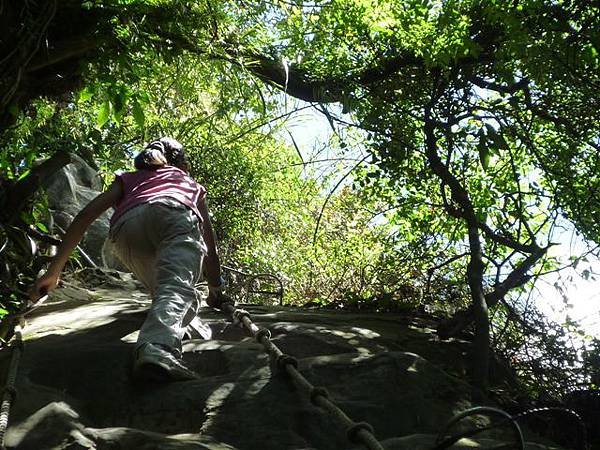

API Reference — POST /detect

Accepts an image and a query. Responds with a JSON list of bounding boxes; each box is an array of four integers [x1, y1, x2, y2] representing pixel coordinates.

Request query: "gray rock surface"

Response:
[[0, 276, 564, 450], [43, 155, 118, 268]]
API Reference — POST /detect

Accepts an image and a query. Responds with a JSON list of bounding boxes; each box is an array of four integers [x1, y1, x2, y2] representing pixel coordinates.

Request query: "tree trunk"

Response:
[[423, 111, 490, 388], [465, 225, 490, 388]]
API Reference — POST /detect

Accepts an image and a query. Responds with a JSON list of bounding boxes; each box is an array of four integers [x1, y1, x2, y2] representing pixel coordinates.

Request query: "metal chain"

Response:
[[432, 405, 589, 450], [433, 406, 524, 450], [222, 303, 385, 450]]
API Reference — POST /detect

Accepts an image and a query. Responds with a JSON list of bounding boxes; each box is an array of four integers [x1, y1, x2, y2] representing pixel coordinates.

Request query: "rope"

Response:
[[224, 303, 385, 450], [0, 320, 24, 450], [0, 294, 47, 449], [224, 302, 590, 450]]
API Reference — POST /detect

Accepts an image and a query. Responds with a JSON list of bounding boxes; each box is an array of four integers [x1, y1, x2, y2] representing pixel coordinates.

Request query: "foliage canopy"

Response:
[[1, 0, 599, 394]]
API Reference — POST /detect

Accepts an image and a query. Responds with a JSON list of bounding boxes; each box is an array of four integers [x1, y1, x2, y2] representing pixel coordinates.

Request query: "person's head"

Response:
[[134, 137, 189, 171]]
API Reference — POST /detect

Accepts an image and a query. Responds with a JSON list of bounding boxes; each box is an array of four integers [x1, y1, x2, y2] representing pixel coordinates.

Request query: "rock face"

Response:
[[0, 275, 564, 450], [43, 155, 119, 268]]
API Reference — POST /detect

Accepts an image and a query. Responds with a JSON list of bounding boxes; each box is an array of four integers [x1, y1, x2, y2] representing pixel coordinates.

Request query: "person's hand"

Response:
[[29, 272, 59, 303], [207, 275, 226, 295], [206, 291, 233, 310]]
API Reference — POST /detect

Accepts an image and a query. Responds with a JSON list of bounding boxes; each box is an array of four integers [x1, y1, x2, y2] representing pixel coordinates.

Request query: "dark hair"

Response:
[[134, 137, 188, 170]]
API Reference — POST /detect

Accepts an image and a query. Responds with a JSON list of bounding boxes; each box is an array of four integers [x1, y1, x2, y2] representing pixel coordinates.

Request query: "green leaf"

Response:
[[477, 138, 491, 171], [111, 88, 128, 123], [132, 99, 145, 128], [17, 169, 31, 181], [79, 87, 94, 102], [97, 100, 111, 128], [36, 222, 49, 233]]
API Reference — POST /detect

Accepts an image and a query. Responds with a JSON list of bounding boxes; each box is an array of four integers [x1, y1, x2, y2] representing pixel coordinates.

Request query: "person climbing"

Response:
[[29, 137, 228, 382]]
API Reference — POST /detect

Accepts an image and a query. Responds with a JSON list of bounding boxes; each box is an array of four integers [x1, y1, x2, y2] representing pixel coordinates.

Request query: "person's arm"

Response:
[[197, 197, 222, 288], [29, 181, 123, 301]]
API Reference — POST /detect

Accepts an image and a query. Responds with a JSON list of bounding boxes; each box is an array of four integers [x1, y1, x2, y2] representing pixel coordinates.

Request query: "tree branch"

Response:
[[437, 244, 550, 339]]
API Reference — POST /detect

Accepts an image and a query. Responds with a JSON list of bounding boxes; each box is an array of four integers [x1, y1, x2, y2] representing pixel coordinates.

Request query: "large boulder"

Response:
[[0, 279, 565, 450], [44, 155, 121, 269]]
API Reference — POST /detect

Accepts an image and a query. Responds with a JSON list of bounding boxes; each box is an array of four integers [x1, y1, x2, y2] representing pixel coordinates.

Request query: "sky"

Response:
[[536, 228, 600, 336], [280, 102, 600, 338]]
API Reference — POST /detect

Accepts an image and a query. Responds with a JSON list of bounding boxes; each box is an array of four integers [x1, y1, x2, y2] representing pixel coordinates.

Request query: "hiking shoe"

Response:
[[133, 343, 199, 382]]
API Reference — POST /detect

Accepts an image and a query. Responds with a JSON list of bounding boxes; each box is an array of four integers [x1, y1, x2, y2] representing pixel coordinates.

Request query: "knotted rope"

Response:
[[0, 321, 24, 450], [222, 302, 385, 450], [0, 294, 48, 450]]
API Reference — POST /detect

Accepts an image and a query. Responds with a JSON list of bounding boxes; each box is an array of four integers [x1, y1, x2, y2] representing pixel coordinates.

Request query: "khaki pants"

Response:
[[109, 199, 207, 356]]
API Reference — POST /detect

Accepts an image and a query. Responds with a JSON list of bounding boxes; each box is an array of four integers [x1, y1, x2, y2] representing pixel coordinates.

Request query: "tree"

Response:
[[2, 0, 599, 389]]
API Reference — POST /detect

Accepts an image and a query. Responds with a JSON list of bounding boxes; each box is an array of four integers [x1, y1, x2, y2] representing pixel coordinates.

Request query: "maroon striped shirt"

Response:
[[110, 166, 206, 226]]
